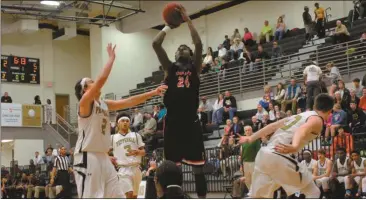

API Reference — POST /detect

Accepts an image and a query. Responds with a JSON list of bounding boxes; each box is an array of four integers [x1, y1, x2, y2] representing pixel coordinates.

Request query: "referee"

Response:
[[51, 146, 73, 198]]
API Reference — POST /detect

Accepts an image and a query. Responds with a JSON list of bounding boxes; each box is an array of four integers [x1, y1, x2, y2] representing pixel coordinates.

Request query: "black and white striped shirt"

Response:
[[54, 155, 70, 171]]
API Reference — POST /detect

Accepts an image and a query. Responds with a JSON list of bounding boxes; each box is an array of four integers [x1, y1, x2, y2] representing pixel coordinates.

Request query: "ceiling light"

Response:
[[1, 140, 13, 143], [40, 1, 60, 6]]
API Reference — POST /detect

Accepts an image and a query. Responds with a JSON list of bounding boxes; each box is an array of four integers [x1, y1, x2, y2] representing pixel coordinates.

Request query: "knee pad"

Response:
[[192, 166, 207, 197]]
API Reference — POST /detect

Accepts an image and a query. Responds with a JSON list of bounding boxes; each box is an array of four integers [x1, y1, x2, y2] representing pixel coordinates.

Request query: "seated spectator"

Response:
[[1, 92, 12, 103], [281, 78, 301, 114], [344, 151, 366, 198], [330, 127, 354, 159], [353, 78, 364, 98], [332, 20, 350, 45], [259, 20, 273, 44], [131, 108, 143, 132], [212, 94, 224, 125], [313, 149, 333, 198], [329, 148, 351, 198], [202, 47, 213, 74], [334, 91, 347, 111], [274, 82, 285, 105], [231, 28, 241, 41], [34, 95, 42, 105], [197, 106, 208, 133], [250, 116, 262, 132], [139, 113, 157, 139], [274, 16, 286, 41], [337, 80, 351, 110], [218, 44, 227, 60], [229, 116, 244, 137], [43, 148, 54, 165], [324, 62, 341, 85], [348, 101, 366, 130], [152, 105, 159, 121], [240, 47, 255, 73], [259, 86, 273, 110], [242, 28, 254, 46], [286, 110, 292, 117], [254, 45, 269, 71], [217, 91, 237, 123], [297, 108, 302, 114], [350, 89, 360, 107], [223, 35, 231, 50], [268, 103, 276, 122], [274, 104, 286, 118], [270, 41, 282, 68], [155, 160, 185, 199], [360, 88, 366, 113], [255, 104, 268, 122], [199, 96, 212, 123], [261, 113, 271, 127], [361, 32, 366, 44], [157, 105, 166, 122], [228, 38, 244, 61], [324, 104, 348, 145]]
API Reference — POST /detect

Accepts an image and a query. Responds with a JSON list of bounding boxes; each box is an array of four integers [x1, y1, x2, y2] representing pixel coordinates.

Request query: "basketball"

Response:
[[162, 3, 183, 27]]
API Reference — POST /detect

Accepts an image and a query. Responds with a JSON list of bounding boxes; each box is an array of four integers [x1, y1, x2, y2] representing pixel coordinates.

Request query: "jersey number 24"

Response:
[[177, 76, 190, 88]]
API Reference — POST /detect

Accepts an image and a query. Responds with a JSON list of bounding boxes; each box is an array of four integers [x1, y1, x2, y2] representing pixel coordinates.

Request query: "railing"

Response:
[[46, 113, 77, 147], [110, 39, 366, 114]]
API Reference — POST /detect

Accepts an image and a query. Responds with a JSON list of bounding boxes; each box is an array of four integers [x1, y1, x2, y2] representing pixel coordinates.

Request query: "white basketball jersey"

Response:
[[75, 100, 111, 153], [317, 159, 329, 176], [111, 132, 145, 166], [301, 159, 316, 174], [337, 158, 350, 175], [267, 111, 320, 151], [354, 158, 365, 173]]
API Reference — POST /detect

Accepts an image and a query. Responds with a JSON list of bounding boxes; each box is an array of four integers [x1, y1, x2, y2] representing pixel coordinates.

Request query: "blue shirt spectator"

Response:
[[332, 106, 347, 126]]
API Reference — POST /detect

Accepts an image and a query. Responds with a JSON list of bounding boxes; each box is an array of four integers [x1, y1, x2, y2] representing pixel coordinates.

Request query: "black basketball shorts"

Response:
[[163, 116, 206, 165]]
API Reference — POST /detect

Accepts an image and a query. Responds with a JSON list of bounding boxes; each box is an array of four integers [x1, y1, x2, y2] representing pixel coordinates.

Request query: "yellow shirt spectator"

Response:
[[261, 25, 272, 35], [315, 7, 325, 19]]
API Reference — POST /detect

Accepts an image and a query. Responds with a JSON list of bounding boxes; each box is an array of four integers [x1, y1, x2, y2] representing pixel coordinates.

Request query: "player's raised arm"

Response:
[[79, 43, 116, 115], [275, 116, 323, 154], [105, 85, 167, 111], [178, 5, 203, 74], [152, 28, 173, 74]]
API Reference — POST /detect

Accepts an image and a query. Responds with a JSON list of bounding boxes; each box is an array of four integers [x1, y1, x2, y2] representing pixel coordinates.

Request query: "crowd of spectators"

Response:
[[1, 144, 74, 199]]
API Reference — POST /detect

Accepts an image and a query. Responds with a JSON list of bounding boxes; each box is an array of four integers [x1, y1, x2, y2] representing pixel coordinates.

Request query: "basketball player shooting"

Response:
[[238, 94, 334, 198], [73, 43, 167, 198], [111, 113, 145, 198], [152, 4, 207, 198]]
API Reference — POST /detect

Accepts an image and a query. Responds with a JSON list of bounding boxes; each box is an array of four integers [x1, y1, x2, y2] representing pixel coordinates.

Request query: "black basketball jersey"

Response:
[[163, 62, 200, 121]]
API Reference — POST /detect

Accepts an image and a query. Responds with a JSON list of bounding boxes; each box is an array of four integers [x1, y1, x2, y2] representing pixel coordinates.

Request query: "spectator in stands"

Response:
[[345, 150, 366, 198], [304, 62, 322, 110], [240, 47, 254, 73], [157, 104, 166, 122], [1, 92, 12, 103], [212, 94, 224, 125], [218, 44, 227, 60], [230, 116, 244, 137], [348, 101, 366, 131], [155, 160, 185, 199], [314, 3, 326, 38], [274, 16, 286, 41], [152, 105, 159, 121], [197, 106, 208, 133], [261, 113, 271, 127], [268, 103, 276, 122], [337, 80, 352, 110], [286, 110, 292, 117], [223, 35, 231, 50], [274, 82, 285, 105], [240, 125, 260, 193], [330, 127, 354, 159], [200, 96, 213, 123], [329, 148, 351, 198], [259, 86, 273, 110], [140, 113, 157, 139], [297, 108, 302, 114], [132, 108, 143, 132], [281, 78, 300, 114], [350, 89, 360, 107], [29, 159, 36, 175], [45, 99, 53, 124], [242, 28, 254, 47], [228, 38, 244, 61], [202, 47, 213, 74], [250, 116, 262, 132], [303, 6, 313, 43], [254, 45, 269, 72], [217, 91, 237, 122], [33, 152, 44, 165], [360, 88, 366, 113], [255, 104, 268, 122], [271, 41, 282, 68], [43, 148, 54, 165], [334, 91, 347, 110], [34, 95, 41, 105], [231, 29, 241, 41], [361, 32, 366, 46], [313, 149, 333, 198], [353, 78, 364, 98], [259, 20, 273, 44], [324, 62, 341, 85], [324, 104, 348, 145], [332, 20, 350, 45]]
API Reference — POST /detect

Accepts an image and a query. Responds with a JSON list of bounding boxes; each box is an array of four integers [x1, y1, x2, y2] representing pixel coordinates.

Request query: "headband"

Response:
[[80, 78, 88, 94], [166, 185, 182, 189], [117, 116, 130, 123], [303, 150, 311, 155]]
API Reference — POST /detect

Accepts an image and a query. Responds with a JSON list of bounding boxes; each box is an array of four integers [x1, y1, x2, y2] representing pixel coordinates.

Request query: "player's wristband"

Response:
[[162, 26, 171, 33]]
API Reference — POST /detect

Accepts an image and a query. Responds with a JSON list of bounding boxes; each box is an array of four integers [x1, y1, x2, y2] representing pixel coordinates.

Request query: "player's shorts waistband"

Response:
[[117, 163, 141, 167]]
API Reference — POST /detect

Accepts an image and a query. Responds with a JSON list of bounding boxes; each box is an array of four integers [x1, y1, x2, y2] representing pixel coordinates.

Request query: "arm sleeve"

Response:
[[137, 133, 145, 148]]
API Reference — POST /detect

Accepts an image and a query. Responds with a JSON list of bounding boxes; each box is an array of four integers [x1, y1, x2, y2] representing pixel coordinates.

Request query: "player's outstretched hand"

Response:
[[107, 43, 116, 58], [176, 4, 190, 22], [110, 156, 117, 165], [237, 136, 251, 144], [274, 143, 296, 154], [154, 85, 168, 96]]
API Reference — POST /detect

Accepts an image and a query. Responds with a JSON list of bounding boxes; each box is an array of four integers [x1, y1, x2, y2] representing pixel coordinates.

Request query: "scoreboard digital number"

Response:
[[1, 55, 40, 84]]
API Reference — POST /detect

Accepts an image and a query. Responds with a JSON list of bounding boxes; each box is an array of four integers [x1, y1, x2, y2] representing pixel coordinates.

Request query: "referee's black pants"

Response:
[[55, 170, 71, 198]]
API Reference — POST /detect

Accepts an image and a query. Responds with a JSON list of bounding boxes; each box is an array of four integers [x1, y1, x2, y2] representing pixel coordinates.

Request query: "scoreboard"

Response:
[[1, 55, 40, 84]]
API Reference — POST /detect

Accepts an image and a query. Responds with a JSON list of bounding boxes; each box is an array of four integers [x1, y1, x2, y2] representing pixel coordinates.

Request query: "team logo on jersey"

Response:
[[176, 71, 191, 88]]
